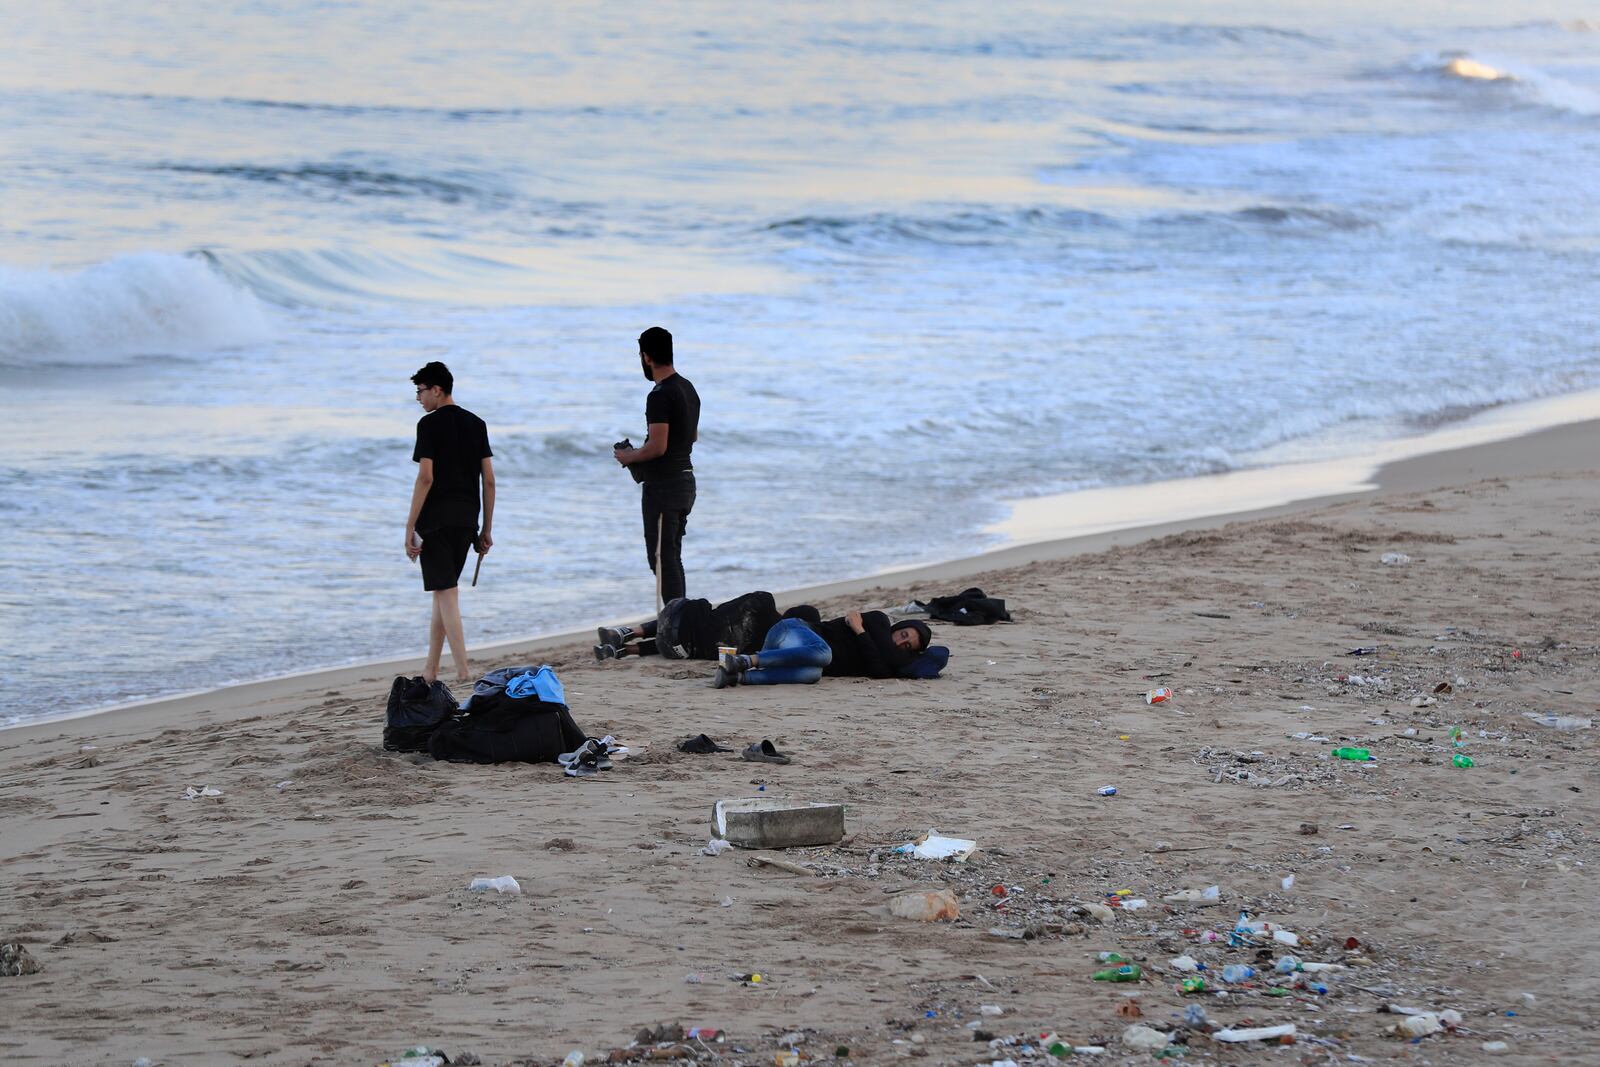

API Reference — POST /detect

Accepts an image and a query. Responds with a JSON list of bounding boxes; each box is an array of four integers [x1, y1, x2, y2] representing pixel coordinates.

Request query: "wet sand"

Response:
[[3, 420, 1597, 1066]]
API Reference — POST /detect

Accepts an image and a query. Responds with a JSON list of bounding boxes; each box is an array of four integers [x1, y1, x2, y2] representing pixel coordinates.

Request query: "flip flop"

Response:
[[678, 733, 733, 754], [741, 739, 791, 765]]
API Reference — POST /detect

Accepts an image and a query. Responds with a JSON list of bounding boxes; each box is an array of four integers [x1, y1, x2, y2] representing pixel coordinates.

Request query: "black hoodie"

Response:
[[812, 611, 916, 678]]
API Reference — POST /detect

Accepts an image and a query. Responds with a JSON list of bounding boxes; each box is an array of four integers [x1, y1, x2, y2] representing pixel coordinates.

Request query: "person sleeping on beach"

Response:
[[712, 610, 940, 687], [596, 590, 800, 661]]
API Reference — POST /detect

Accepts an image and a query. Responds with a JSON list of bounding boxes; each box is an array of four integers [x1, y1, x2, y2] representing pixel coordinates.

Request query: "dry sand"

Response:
[[3, 422, 1597, 1067]]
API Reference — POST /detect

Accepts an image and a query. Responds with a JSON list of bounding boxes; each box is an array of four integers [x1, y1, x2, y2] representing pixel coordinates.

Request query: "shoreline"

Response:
[[12, 393, 1600, 740]]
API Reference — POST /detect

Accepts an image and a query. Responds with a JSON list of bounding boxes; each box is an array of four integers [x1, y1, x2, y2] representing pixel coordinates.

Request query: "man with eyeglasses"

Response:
[[405, 361, 494, 684]]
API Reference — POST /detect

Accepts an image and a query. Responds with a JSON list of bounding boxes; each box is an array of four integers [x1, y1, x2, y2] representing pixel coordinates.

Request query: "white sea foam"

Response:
[[0, 253, 271, 366]]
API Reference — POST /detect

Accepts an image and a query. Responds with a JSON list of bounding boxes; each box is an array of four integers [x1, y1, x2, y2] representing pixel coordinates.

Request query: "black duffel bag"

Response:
[[383, 676, 456, 752], [427, 692, 588, 765]]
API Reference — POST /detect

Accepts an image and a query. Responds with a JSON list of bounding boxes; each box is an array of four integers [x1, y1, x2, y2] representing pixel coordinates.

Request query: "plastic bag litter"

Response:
[[1215, 1023, 1296, 1042], [893, 830, 976, 861], [468, 876, 521, 895]]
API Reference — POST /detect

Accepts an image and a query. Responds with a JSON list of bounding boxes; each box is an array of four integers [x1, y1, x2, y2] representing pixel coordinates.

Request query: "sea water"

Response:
[[3, 1, 1598, 724]]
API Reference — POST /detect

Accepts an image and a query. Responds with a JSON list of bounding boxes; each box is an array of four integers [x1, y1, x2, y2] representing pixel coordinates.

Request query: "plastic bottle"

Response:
[[1274, 956, 1301, 974], [1092, 964, 1142, 982], [1331, 747, 1372, 761], [1096, 952, 1129, 963], [1220, 964, 1255, 983], [1179, 976, 1207, 994], [1452, 753, 1475, 768]]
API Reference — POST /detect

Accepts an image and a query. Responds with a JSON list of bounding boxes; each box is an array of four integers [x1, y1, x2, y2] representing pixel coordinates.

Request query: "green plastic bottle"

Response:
[[1452, 753, 1475, 768], [1096, 952, 1129, 963], [1092, 964, 1141, 982], [1179, 976, 1207, 994], [1331, 747, 1372, 761]]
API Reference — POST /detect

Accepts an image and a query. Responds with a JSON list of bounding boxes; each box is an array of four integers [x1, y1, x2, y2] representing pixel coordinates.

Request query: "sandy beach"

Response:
[[4, 421, 1597, 1067]]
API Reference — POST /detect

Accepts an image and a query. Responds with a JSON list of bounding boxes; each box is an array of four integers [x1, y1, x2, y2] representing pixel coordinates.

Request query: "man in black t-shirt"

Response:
[[405, 361, 495, 684], [614, 326, 700, 606]]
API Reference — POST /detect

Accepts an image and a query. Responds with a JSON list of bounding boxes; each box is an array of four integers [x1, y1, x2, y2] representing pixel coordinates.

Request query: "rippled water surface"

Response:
[[4, 1, 1599, 722]]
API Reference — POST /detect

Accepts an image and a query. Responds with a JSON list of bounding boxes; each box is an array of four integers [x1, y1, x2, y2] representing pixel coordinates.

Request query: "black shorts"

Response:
[[419, 526, 476, 591]]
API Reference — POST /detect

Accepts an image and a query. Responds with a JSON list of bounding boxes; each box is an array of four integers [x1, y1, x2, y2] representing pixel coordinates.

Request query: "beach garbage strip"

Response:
[[893, 829, 977, 861]]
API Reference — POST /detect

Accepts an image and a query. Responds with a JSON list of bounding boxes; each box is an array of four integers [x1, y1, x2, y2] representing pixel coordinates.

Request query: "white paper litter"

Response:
[[1214, 1023, 1296, 1042]]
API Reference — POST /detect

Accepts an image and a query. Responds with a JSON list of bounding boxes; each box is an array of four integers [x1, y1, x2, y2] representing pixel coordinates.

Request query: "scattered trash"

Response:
[[699, 838, 732, 856], [1121, 898, 1147, 910], [1178, 976, 1207, 994], [894, 830, 977, 862], [468, 876, 521, 895], [1220, 964, 1255, 983], [1452, 754, 1476, 768], [746, 855, 815, 877], [1215, 1023, 1296, 1042], [1434, 681, 1453, 694], [0, 942, 42, 977], [1272, 929, 1300, 947], [562, 1052, 585, 1067], [1182, 1005, 1209, 1028], [1524, 712, 1593, 730], [1096, 786, 1118, 797], [1081, 903, 1115, 923], [386, 1049, 449, 1067], [1331, 747, 1373, 761], [273, 780, 294, 790], [1120, 1025, 1171, 1052], [181, 786, 222, 799], [1410, 695, 1436, 707], [1093, 964, 1141, 982], [1145, 687, 1174, 704], [888, 889, 960, 921], [1482, 1041, 1510, 1053], [1379, 552, 1411, 566], [1281, 875, 1295, 891], [980, 1004, 1004, 1016], [719, 896, 734, 908], [1114, 999, 1143, 1019], [1097, 951, 1129, 963], [1169, 955, 1200, 972], [1347, 646, 1377, 656], [1299, 822, 1319, 835], [773, 1052, 799, 1067], [1163, 886, 1221, 905]]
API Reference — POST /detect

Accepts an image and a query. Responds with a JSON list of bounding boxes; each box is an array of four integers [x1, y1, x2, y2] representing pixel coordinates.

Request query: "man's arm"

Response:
[[846, 610, 908, 678], [405, 458, 433, 559], [615, 422, 669, 466], [477, 457, 495, 553]]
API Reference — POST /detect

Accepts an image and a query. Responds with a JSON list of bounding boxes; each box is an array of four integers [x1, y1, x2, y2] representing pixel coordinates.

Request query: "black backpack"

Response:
[[383, 676, 457, 752], [427, 692, 588, 764]]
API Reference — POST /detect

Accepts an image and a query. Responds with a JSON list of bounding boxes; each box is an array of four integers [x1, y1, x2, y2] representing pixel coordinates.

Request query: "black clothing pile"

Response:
[[384, 668, 588, 765], [915, 587, 1012, 626]]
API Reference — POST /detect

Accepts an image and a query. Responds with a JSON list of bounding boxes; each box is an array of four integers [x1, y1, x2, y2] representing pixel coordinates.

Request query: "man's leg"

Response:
[[641, 485, 664, 607], [424, 594, 446, 683], [436, 586, 470, 682]]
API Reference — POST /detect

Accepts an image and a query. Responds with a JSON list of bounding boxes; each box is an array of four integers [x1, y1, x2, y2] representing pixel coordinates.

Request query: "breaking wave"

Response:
[[199, 246, 532, 309], [160, 162, 509, 205], [1418, 51, 1600, 117], [0, 253, 271, 367]]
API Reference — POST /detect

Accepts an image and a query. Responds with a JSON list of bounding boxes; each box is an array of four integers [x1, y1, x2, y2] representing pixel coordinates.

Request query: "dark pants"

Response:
[[641, 472, 695, 606]]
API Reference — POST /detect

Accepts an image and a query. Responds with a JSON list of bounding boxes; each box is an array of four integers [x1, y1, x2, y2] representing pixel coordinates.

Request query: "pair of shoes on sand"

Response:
[[594, 625, 634, 661], [677, 733, 790, 764], [712, 649, 750, 689], [560, 735, 628, 778]]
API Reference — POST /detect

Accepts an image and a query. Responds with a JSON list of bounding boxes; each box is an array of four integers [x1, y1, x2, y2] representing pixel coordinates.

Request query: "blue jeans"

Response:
[[744, 618, 832, 685]]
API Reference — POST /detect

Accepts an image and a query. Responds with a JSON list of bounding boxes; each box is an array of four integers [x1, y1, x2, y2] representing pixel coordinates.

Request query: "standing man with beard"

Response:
[[614, 326, 700, 607]]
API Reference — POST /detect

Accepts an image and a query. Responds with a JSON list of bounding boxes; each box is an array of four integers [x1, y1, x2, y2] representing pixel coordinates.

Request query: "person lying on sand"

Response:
[[596, 590, 801, 661], [713, 610, 933, 687]]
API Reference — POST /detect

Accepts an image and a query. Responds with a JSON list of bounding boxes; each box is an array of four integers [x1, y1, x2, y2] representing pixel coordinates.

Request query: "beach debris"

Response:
[[1347, 646, 1378, 656], [745, 855, 814, 876], [1299, 822, 1319, 835], [1410, 695, 1437, 707], [1, 942, 42, 977], [980, 1004, 1004, 1016], [1092, 964, 1141, 982], [1145, 686, 1173, 704], [467, 875, 521, 895], [1163, 886, 1220, 905], [1524, 712, 1593, 730], [1169, 954, 1201, 972], [381, 1048, 449, 1067], [1331, 747, 1373, 761], [181, 786, 222, 800], [1281, 874, 1295, 891], [53, 930, 118, 946], [1080, 902, 1115, 923], [1120, 1025, 1171, 1052], [715, 799, 845, 849], [1379, 552, 1411, 566], [893, 830, 976, 861], [1387, 1010, 1462, 1038], [888, 889, 960, 921], [545, 837, 578, 851], [719, 896, 734, 908], [699, 838, 732, 856], [562, 1051, 585, 1067], [1114, 999, 1143, 1019], [1096, 785, 1118, 796], [1483, 1041, 1510, 1053], [1214, 1023, 1296, 1043]]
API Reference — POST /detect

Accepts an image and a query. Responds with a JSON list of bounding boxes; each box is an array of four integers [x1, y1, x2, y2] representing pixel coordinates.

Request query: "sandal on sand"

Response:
[[741, 739, 791, 765], [563, 748, 601, 777], [678, 733, 732, 754], [559, 739, 601, 767]]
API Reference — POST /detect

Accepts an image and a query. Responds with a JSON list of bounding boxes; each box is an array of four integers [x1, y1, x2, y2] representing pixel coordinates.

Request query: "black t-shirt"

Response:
[[634, 373, 699, 482], [412, 405, 492, 532]]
